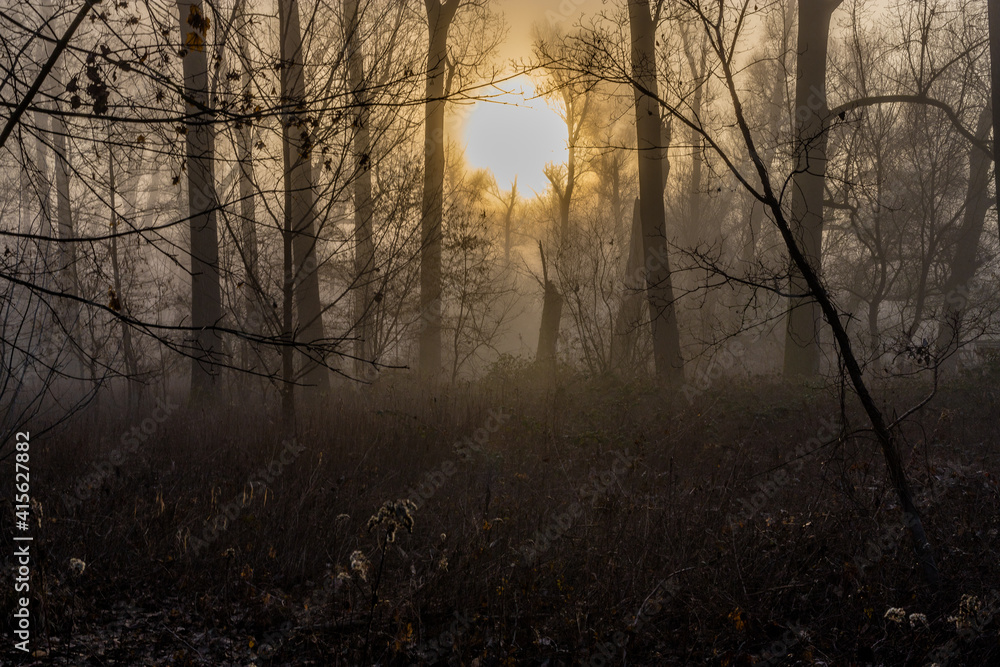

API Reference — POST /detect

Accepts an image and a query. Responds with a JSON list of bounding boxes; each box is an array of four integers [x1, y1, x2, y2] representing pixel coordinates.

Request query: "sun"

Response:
[[461, 76, 568, 195]]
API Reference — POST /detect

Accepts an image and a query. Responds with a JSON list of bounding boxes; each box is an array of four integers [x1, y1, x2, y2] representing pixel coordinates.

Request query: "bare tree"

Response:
[[419, 0, 460, 379], [279, 0, 330, 394], [535, 57, 594, 370], [177, 0, 224, 398], [346, 0, 375, 378], [935, 105, 994, 355], [989, 0, 1000, 242], [627, 0, 684, 384], [782, 0, 841, 377]]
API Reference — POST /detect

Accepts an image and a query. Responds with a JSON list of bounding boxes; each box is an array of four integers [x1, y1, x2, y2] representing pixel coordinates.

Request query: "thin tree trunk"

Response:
[[612, 198, 645, 371], [536, 99, 579, 370], [235, 0, 260, 370], [177, 0, 223, 399], [31, 111, 53, 269], [723, 71, 941, 589], [346, 0, 375, 378], [420, 0, 458, 378], [935, 105, 993, 354], [503, 177, 517, 263], [281, 208, 295, 427], [627, 0, 684, 384], [107, 147, 139, 408], [989, 0, 1000, 244], [279, 0, 329, 393], [783, 0, 841, 377], [37, 4, 84, 379], [777, 200, 940, 586], [684, 39, 718, 342], [536, 243, 563, 375]]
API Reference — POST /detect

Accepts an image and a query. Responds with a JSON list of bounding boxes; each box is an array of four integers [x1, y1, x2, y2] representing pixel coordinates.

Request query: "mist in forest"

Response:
[[1, 0, 999, 664]]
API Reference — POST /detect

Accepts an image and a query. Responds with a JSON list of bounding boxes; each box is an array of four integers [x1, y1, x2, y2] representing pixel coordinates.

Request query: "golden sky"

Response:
[[497, 0, 594, 62]]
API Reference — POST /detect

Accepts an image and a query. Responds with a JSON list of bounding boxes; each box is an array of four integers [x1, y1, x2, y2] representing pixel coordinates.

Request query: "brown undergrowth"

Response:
[[1, 364, 998, 665]]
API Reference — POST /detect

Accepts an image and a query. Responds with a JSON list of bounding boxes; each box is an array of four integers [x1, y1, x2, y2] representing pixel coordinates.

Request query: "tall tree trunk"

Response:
[[107, 146, 139, 409], [783, 0, 841, 377], [935, 105, 993, 354], [346, 0, 375, 377], [684, 38, 718, 343], [536, 101, 579, 370], [31, 108, 53, 271], [627, 0, 684, 384], [177, 0, 223, 398], [708, 0, 939, 587], [420, 0, 458, 378], [989, 0, 1000, 244], [612, 198, 645, 371], [279, 0, 329, 393], [536, 243, 563, 374], [503, 177, 517, 263], [235, 0, 260, 370], [37, 4, 83, 379], [52, 125, 76, 297], [776, 200, 940, 586], [282, 206, 295, 426]]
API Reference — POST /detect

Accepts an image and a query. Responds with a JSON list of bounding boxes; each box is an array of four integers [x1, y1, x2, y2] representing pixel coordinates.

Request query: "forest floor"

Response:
[[2, 362, 999, 666]]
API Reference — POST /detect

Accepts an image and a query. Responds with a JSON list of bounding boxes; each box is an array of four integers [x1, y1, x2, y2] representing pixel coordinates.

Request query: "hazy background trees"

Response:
[[1, 0, 997, 433]]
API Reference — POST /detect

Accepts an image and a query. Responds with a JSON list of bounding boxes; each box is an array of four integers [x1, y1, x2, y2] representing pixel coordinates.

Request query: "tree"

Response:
[[627, 0, 684, 384], [279, 0, 330, 394], [935, 105, 994, 355], [38, 1, 83, 379], [346, 0, 375, 378], [233, 0, 262, 372], [419, 0, 460, 379], [177, 0, 224, 398], [989, 0, 1000, 243], [536, 57, 594, 371], [782, 0, 841, 377]]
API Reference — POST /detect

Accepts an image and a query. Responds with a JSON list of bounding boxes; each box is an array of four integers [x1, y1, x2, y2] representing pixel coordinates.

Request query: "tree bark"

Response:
[[536, 243, 563, 375], [783, 0, 841, 377], [935, 105, 993, 354], [989, 0, 1000, 244], [719, 52, 941, 588], [37, 4, 82, 352], [536, 87, 584, 370], [627, 0, 684, 384], [107, 147, 139, 408], [279, 0, 329, 393], [502, 178, 517, 263], [177, 0, 223, 398], [346, 0, 375, 378], [419, 0, 458, 379], [612, 198, 646, 372], [235, 0, 260, 368]]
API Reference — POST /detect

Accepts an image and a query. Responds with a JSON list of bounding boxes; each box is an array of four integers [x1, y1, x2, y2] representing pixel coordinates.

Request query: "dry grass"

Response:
[[2, 365, 999, 665]]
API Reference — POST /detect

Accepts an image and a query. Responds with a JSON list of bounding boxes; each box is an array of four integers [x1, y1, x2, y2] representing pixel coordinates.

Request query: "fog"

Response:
[[1, 0, 999, 663]]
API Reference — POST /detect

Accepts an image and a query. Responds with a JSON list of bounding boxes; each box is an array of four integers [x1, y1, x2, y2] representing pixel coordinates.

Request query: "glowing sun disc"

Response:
[[462, 77, 567, 195]]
